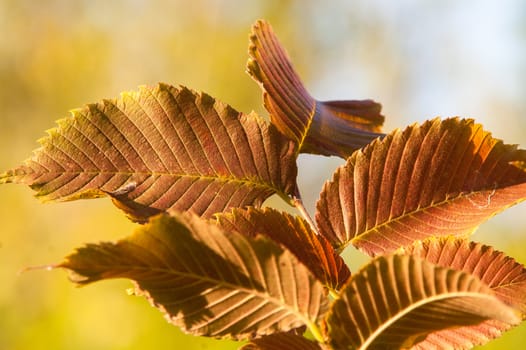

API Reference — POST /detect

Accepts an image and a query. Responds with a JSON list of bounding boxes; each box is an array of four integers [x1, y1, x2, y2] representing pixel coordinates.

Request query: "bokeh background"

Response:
[[1, 0, 526, 349]]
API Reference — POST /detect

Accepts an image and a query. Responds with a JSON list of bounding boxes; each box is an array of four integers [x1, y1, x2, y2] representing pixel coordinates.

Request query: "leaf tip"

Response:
[[0, 170, 12, 184], [0, 165, 32, 185], [18, 263, 58, 276], [246, 20, 274, 85], [250, 19, 269, 36], [246, 57, 262, 82]]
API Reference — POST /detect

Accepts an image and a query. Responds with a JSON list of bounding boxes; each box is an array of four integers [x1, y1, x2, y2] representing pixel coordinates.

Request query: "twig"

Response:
[[293, 187, 319, 235]]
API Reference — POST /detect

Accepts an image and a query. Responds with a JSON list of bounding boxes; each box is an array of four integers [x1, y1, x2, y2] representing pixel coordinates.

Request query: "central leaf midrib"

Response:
[[350, 189, 508, 248], [91, 263, 318, 326], [295, 101, 317, 156], [359, 292, 499, 350], [40, 170, 284, 192]]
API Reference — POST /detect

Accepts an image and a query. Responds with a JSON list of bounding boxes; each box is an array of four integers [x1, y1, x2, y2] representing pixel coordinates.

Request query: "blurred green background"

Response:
[[1, 0, 526, 349]]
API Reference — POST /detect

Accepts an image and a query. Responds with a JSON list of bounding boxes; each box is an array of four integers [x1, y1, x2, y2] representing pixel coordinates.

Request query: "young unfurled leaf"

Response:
[[59, 212, 328, 339], [397, 237, 526, 349], [325, 254, 521, 350], [241, 331, 326, 350], [0, 85, 297, 222], [247, 19, 384, 158], [215, 208, 350, 290], [316, 118, 526, 255]]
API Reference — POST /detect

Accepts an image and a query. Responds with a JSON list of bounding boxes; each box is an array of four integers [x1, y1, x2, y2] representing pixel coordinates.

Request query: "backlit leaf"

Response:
[[316, 118, 526, 255], [399, 237, 526, 349], [402, 237, 526, 314], [59, 212, 328, 340], [410, 320, 511, 350], [215, 207, 350, 290], [0, 85, 297, 222], [241, 331, 325, 350], [325, 254, 521, 350], [247, 20, 384, 158]]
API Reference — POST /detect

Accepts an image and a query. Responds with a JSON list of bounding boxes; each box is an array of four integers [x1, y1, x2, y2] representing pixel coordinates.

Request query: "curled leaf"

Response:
[[215, 207, 350, 290], [0, 85, 297, 222], [325, 254, 521, 350], [59, 212, 328, 340], [316, 117, 526, 255], [247, 19, 384, 158]]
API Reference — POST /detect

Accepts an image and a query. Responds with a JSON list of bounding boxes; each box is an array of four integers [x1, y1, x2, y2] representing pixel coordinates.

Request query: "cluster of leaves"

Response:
[[2, 20, 526, 349]]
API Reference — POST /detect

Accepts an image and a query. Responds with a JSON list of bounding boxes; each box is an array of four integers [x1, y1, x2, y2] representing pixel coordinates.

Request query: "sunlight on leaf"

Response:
[[215, 207, 350, 291], [325, 254, 521, 350], [59, 212, 328, 340], [247, 19, 384, 158], [398, 236, 526, 349], [316, 117, 526, 255], [0, 85, 297, 222], [401, 237, 526, 315], [241, 331, 325, 350]]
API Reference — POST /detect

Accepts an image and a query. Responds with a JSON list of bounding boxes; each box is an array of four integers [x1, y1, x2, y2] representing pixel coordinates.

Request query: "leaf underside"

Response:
[[410, 319, 511, 350], [247, 19, 384, 158], [398, 236, 526, 349], [241, 331, 325, 350], [59, 212, 328, 340], [326, 254, 521, 350], [402, 236, 526, 314], [2, 18, 525, 350], [215, 207, 350, 290], [316, 117, 526, 255], [0, 84, 297, 222]]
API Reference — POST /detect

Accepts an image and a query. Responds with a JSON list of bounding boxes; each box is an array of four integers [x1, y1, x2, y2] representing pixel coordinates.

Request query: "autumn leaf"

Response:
[[398, 236, 526, 349], [215, 207, 350, 291], [59, 212, 328, 340], [401, 236, 526, 314], [0, 85, 297, 222], [316, 117, 526, 255], [325, 254, 521, 350], [247, 19, 384, 158], [240, 331, 326, 350]]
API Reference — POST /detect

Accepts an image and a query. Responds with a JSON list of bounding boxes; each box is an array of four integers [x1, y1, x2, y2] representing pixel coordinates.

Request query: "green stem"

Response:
[[328, 287, 339, 300], [306, 320, 326, 344]]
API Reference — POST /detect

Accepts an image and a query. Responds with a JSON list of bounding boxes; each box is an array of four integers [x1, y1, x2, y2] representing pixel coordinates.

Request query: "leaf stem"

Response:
[[328, 287, 339, 300], [293, 193, 318, 235], [306, 320, 325, 344]]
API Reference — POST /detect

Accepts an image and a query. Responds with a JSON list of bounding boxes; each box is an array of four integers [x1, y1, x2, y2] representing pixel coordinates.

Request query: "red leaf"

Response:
[[400, 237, 526, 349], [316, 118, 526, 255], [247, 20, 384, 158], [241, 331, 326, 350], [1, 85, 297, 222], [325, 254, 521, 349], [215, 208, 350, 290]]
